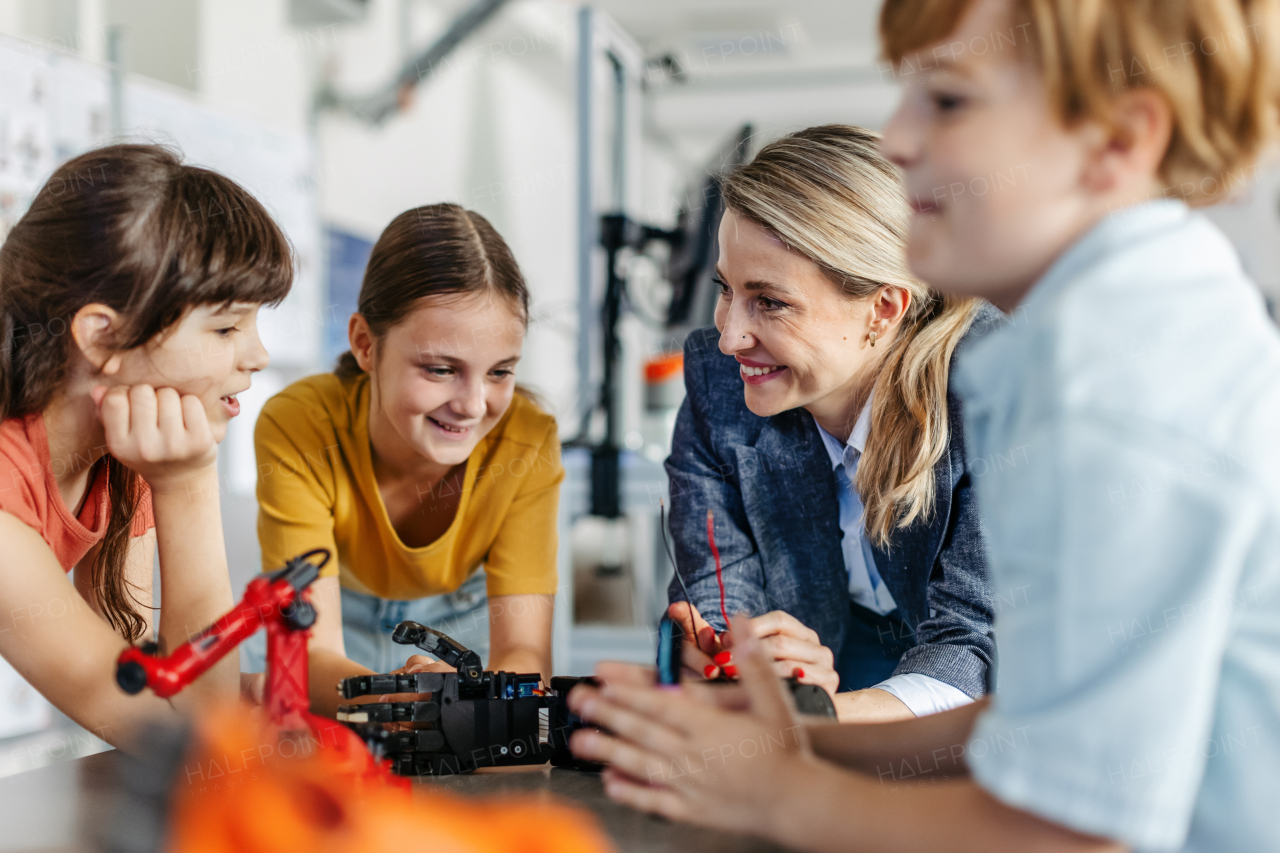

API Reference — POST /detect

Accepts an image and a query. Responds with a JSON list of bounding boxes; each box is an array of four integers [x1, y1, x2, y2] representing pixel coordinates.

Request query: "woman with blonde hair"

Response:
[[666, 124, 996, 722]]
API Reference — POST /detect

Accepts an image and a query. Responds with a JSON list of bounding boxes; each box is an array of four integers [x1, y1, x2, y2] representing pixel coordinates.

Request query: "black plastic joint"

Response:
[[339, 672, 445, 699], [336, 701, 441, 723]]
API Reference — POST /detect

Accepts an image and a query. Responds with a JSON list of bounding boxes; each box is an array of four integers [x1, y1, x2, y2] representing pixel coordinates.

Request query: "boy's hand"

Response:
[[568, 613, 814, 836], [587, 660, 753, 713], [93, 384, 217, 492]]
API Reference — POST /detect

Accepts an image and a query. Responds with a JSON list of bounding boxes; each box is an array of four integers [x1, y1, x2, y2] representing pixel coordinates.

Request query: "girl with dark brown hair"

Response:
[[253, 204, 563, 716], [0, 144, 292, 744]]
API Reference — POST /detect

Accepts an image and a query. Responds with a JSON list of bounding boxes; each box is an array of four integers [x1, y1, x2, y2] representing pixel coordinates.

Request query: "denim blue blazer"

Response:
[[665, 323, 996, 697]]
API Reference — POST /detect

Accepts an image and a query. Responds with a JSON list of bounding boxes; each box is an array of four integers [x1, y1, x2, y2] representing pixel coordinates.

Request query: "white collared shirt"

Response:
[[814, 395, 972, 717]]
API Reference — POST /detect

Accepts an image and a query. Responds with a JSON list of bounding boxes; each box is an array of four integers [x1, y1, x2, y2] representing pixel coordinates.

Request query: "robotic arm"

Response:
[[115, 550, 330, 737]]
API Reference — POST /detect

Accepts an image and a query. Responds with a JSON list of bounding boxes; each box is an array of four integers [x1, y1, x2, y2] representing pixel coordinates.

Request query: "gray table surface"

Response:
[[0, 750, 792, 853], [426, 764, 791, 853]]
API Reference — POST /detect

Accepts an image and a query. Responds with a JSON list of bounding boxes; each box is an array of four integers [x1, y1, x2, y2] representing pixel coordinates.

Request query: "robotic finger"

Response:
[[392, 621, 484, 684], [338, 672, 445, 700]]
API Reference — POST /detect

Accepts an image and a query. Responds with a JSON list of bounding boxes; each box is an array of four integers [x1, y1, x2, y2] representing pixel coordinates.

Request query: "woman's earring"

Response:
[[869, 331, 877, 348]]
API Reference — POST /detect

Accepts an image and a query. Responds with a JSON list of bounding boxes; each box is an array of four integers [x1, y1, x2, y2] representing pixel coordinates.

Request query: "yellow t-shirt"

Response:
[[255, 372, 563, 600]]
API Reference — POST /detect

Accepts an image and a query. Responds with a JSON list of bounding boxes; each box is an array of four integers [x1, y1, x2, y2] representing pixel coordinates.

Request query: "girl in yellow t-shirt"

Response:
[[253, 204, 563, 715]]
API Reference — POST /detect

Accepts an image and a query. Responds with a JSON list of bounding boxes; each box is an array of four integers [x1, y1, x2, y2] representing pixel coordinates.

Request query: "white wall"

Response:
[[196, 0, 592, 426], [198, 0, 332, 134], [1205, 162, 1280, 311]]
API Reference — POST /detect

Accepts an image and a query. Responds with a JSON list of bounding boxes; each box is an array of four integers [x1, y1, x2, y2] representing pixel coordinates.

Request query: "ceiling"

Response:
[[589, 0, 885, 69], [580, 1, 899, 163]]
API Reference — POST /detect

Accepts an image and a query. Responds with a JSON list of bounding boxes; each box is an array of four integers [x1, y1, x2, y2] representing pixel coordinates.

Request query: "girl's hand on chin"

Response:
[[93, 384, 218, 492], [567, 613, 815, 837]]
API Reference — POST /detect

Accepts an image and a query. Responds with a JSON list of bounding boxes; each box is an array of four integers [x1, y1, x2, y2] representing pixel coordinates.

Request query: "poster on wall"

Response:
[[0, 38, 106, 244]]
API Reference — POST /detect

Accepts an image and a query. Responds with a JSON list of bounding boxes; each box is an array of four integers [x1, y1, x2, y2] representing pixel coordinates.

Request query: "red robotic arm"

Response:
[[115, 549, 406, 788], [116, 549, 326, 733]]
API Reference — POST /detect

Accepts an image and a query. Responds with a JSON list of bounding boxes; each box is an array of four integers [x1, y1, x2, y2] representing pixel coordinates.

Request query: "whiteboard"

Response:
[[0, 32, 323, 368], [0, 37, 110, 243]]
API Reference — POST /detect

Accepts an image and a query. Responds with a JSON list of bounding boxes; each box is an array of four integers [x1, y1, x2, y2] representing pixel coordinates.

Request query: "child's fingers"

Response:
[[572, 695, 689, 757], [566, 680, 603, 716], [374, 656, 455, 704], [128, 384, 160, 447], [594, 660, 657, 688], [97, 386, 131, 445], [154, 387, 185, 442], [395, 655, 453, 674], [729, 613, 798, 725], [597, 682, 708, 736], [179, 392, 213, 446], [680, 679, 751, 712], [570, 729, 671, 789], [599, 767, 692, 824]]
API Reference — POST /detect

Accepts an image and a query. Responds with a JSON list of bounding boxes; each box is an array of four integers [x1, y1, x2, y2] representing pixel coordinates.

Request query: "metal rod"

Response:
[[317, 0, 510, 125], [575, 6, 595, 440], [107, 25, 125, 138]]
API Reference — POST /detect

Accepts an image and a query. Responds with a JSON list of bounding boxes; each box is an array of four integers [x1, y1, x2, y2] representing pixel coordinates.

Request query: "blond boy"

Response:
[[564, 1, 1280, 851]]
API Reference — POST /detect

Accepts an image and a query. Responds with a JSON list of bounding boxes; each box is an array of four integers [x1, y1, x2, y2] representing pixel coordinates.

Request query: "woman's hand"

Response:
[[568, 614, 816, 836], [93, 384, 217, 492], [737, 610, 839, 698], [666, 601, 725, 679], [671, 603, 839, 698]]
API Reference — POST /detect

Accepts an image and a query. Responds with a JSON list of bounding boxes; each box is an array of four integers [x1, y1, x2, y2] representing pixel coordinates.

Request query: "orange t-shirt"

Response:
[[0, 413, 155, 571]]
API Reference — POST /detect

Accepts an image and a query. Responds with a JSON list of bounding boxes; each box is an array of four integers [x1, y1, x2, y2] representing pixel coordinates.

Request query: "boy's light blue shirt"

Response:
[[952, 200, 1280, 852]]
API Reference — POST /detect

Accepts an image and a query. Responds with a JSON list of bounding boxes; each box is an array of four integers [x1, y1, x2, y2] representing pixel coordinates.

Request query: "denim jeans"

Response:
[[240, 569, 490, 675]]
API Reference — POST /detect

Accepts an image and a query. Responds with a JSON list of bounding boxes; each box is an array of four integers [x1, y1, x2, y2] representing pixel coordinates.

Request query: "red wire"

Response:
[[706, 510, 730, 633]]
